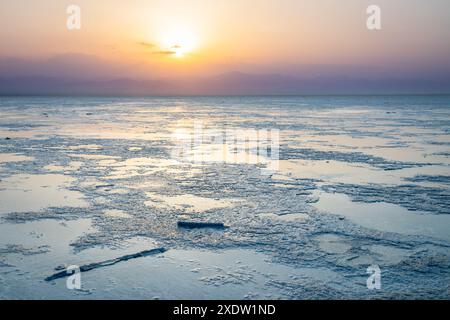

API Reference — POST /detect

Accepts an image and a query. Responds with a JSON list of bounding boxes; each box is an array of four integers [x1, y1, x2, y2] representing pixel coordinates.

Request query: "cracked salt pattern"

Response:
[[0, 95, 449, 299]]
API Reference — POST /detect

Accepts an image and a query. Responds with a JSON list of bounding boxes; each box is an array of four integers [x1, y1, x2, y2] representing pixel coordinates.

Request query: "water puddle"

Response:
[[364, 146, 444, 164], [276, 160, 402, 185], [314, 234, 352, 254], [67, 145, 103, 150], [0, 218, 93, 249], [43, 162, 83, 172], [289, 134, 393, 151], [314, 191, 450, 241], [59, 123, 166, 141], [367, 244, 412, 265], [0, 174, 88, 215], [0, 129, 46, 139], [0, 153, 34, 163]]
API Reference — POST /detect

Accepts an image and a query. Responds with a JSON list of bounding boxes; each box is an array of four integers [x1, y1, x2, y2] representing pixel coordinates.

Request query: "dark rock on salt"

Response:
[[177, 221, 228, 230], [45, 247, 166, 281]]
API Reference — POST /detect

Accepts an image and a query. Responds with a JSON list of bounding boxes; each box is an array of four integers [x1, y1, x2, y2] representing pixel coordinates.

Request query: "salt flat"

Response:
[[0, 96, 449, 299]]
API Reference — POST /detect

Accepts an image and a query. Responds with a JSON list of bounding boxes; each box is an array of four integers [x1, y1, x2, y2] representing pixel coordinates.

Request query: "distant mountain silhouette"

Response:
[[1, 73, 449, 95], [0, 54, 449, 95]]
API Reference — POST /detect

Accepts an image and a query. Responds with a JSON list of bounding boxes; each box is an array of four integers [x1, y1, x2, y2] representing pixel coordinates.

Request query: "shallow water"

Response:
[[0, 174, 88, 215], [314, 191, 450, 241], [0, 96, 449, 299]]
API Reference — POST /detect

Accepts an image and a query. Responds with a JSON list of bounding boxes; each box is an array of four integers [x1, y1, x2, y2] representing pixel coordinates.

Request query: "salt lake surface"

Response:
[[0, 96, 449, 299]]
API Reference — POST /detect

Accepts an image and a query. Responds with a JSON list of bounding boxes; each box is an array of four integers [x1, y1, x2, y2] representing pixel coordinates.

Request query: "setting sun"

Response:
[[160, 28, 198, 58]]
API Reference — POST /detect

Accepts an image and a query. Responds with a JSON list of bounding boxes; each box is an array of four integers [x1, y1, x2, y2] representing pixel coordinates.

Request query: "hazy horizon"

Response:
[[1, 0, 449, 94]]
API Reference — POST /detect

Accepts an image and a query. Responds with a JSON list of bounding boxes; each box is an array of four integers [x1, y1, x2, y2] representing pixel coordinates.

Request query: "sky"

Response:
[[1, 0, 449, 94]]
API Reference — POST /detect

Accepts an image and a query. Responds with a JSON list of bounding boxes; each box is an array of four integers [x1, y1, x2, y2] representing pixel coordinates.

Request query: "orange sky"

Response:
[[1, 0, 450, 78]]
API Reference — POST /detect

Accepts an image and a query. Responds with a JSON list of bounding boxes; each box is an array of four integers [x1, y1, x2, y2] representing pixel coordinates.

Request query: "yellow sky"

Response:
[[1, 0, 449, 77]]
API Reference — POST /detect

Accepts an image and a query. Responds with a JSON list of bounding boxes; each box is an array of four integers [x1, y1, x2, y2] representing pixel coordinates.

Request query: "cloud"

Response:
[[139, 42, 179, 55], [0, 53, 153, 80], [152, 50, 176, 55], [138, 42, 155, 49]]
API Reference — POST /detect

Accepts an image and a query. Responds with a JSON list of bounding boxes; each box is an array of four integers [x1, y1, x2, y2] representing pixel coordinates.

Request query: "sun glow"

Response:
[[160, 28, 198, 58]]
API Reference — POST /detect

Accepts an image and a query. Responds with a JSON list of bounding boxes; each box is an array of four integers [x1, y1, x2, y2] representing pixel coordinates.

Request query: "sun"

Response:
[[160, 28, 198, 58], [171, 45, 185, 58]]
